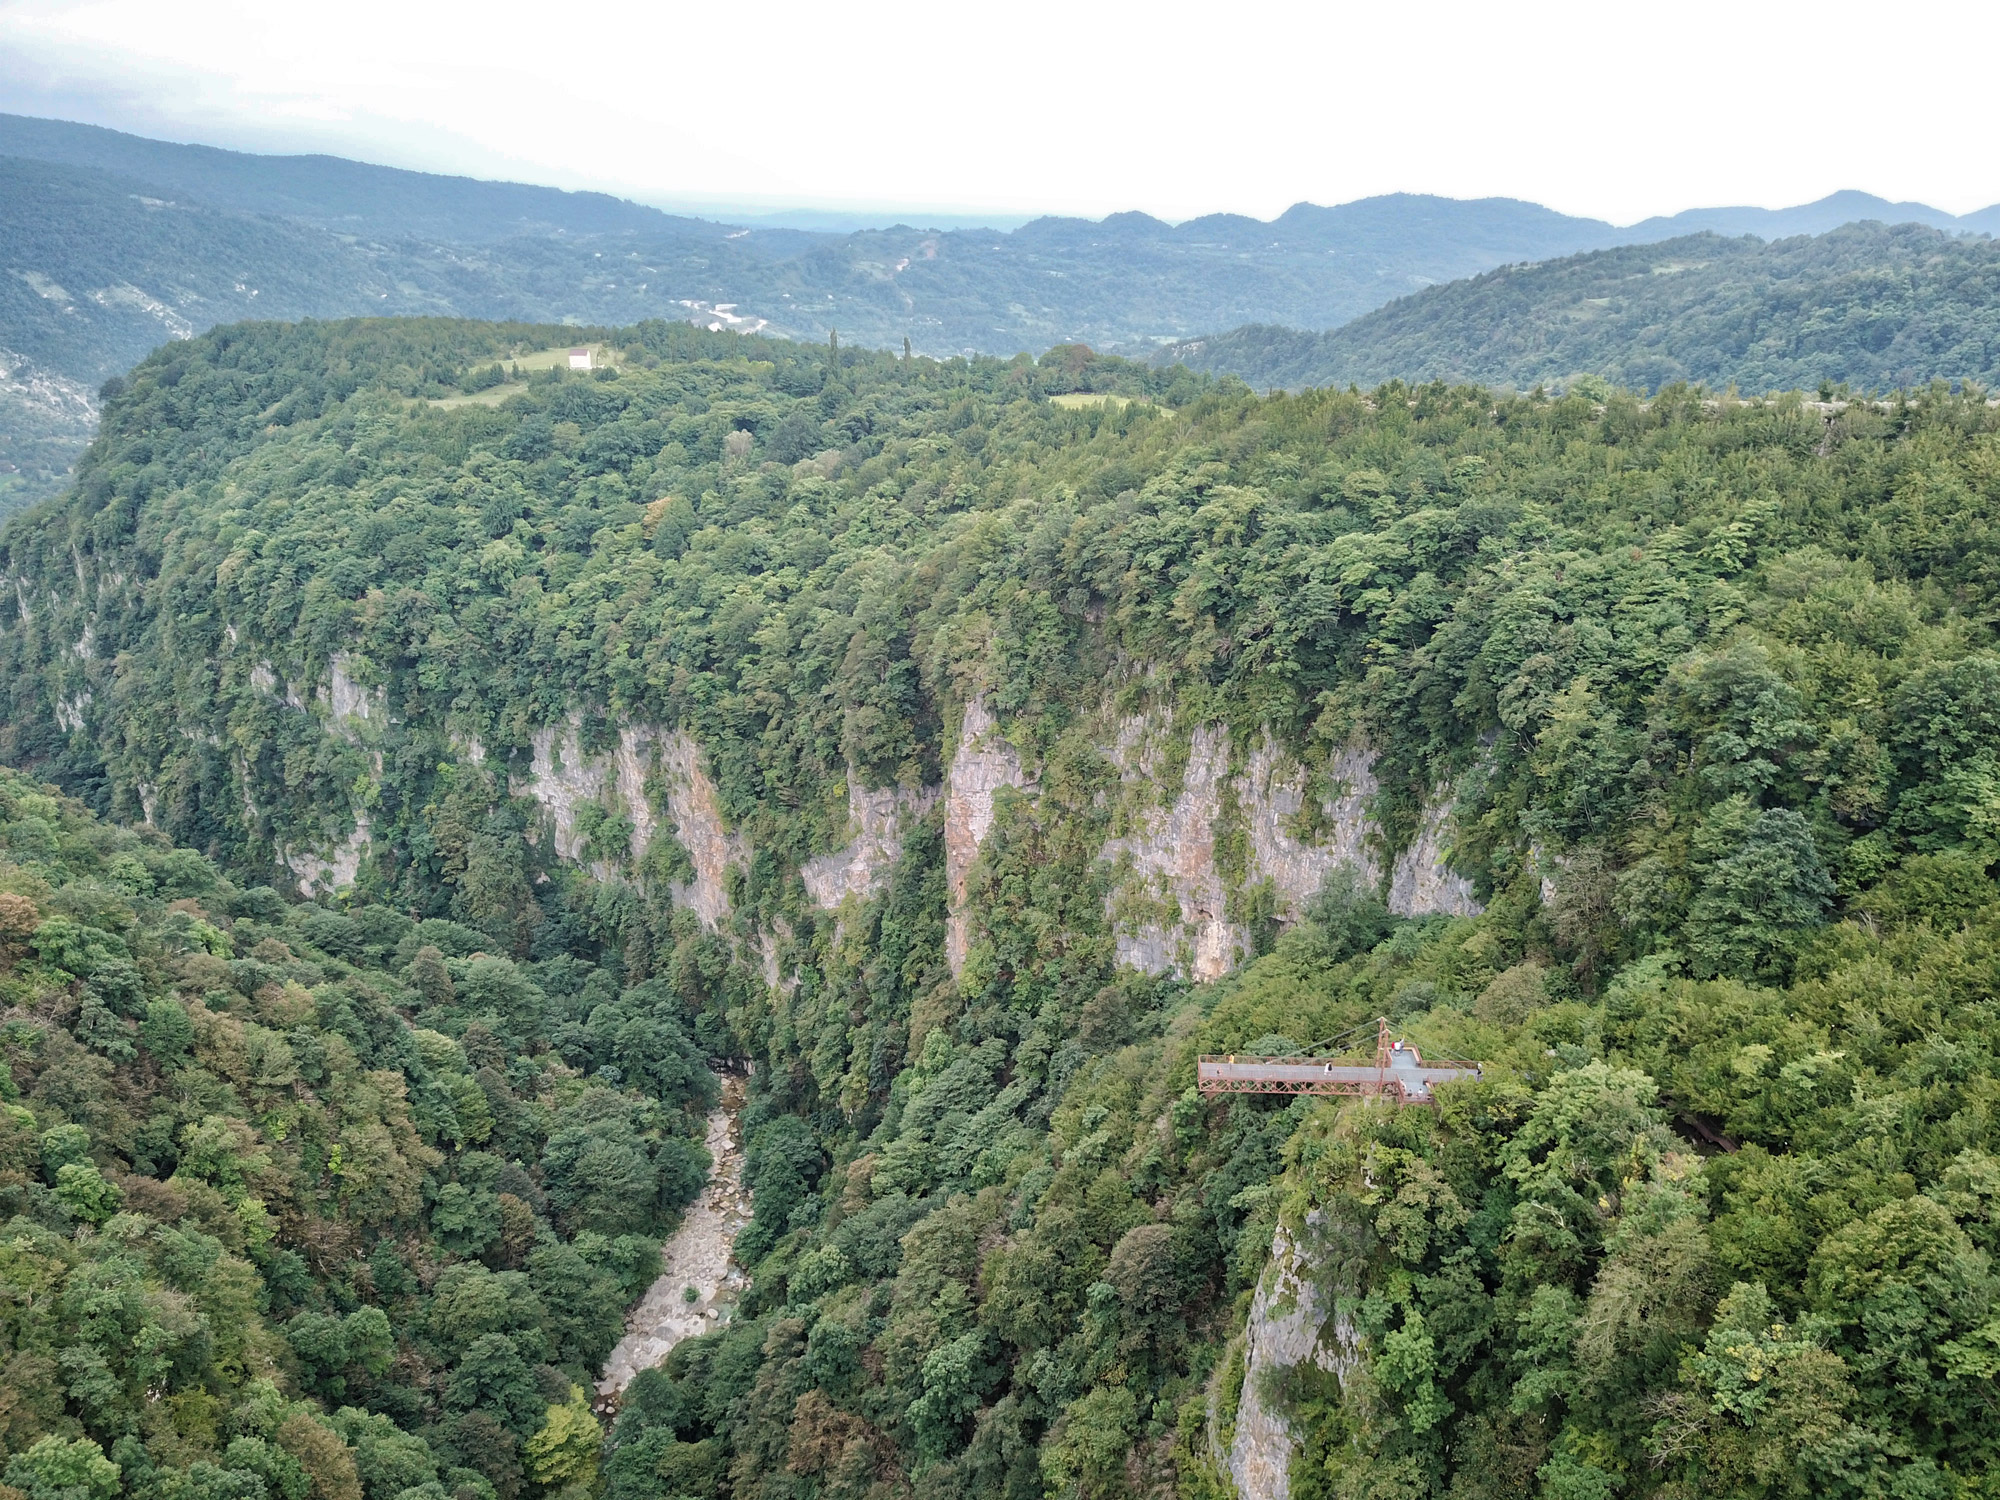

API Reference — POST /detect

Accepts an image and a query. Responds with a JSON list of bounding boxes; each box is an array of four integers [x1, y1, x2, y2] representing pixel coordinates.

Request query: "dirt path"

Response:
[[596, 1072, 751, 1400]]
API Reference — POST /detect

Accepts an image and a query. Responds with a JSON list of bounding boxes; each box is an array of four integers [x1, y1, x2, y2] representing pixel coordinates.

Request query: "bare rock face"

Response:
[[944, 699, 1030, 974], [1388, 793, 1483, 918], [1225, 1214, 1363, 1500], [802, 774, 938, 909], [323, 653, 381, 737], [614, 728, 662, 864], [1244, 739, 1382, 909], [275, 657, 385, 894], [54, 690, 90, 732], [285, 814, 371, 897], [655, 730, 746, 933], [284, 685, 1480, 982], [945, 700, 1482, 986], [514, 721, 746, 931], [1101, 717, 1394, 983], [1103, 720, 1241, 981], [524, 722, 615, 863]]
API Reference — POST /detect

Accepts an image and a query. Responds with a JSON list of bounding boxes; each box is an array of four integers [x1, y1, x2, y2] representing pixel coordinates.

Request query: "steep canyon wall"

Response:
[[60, 634, 1482, 991]]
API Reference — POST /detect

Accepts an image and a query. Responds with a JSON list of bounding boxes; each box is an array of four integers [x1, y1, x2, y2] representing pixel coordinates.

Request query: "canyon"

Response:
[[254, 679, 1486, 992]]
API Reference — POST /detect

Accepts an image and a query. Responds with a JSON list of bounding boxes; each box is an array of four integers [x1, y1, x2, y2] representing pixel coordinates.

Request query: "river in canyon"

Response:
[[596, 1071, 751, 1401]]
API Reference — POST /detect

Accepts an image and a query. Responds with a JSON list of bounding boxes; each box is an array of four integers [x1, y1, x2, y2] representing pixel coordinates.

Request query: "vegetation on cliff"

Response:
[[3, 317, 2000, 1499]]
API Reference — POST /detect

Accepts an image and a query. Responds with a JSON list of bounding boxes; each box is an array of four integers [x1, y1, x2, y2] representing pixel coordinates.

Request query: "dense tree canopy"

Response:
[[3, 317, 2000, 1500], [0, 765, 711, 1500], [1167, 223, 2000, 396]]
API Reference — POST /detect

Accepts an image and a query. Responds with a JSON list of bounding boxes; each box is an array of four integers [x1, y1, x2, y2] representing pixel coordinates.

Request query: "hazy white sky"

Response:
[[1, 0, 1995, 225]]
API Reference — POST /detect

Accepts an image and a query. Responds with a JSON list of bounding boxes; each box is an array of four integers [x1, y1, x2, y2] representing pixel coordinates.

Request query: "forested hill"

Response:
[[1163, 222, 2000, 395], [7, 318, 2000, 1500], [0, 119, 1629, 514], [12, 112, 1999, 516]]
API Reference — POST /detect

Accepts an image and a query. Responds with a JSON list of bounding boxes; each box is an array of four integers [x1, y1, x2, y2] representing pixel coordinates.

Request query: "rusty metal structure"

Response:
[[1197, 1017, 1481, 1103]]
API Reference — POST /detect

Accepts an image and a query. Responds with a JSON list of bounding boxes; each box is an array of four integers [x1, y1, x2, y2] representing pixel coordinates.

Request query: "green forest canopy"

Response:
[[2, 317, 2000, 1500], [1166, 222, 2000, 398]]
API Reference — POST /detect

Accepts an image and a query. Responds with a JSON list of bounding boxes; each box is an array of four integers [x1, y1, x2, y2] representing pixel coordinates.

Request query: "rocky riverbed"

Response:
[[596, 1071, 751, 1400]]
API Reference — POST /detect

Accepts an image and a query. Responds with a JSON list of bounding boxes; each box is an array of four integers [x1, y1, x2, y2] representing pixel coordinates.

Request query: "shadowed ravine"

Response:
[[596, 1072, 751, 1401]]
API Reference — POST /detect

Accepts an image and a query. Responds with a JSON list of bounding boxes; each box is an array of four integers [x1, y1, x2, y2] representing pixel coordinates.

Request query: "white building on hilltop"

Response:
[[568, 347, 593, 371]]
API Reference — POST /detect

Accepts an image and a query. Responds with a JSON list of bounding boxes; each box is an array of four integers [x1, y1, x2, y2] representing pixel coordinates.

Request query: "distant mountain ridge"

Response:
[[1624, 189, 2000, 242], [0, 112, 772, 245], [2, 110, 1993, 513]]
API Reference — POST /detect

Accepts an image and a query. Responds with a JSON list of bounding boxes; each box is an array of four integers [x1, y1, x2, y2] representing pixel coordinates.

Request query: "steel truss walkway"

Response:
[[1197, 1017, 1481, 1103]]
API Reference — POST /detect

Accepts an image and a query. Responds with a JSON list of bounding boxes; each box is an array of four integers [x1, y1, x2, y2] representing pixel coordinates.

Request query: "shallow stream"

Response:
[[596, 1071, 750, 1401]]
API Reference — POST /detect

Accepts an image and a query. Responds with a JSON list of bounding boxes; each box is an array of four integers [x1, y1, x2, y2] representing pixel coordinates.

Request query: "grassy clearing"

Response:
[[509, 342, 619, 372], [427, 384, 524, 409], [1048, 392, 1167, 412], [428, 343, 622, 406]]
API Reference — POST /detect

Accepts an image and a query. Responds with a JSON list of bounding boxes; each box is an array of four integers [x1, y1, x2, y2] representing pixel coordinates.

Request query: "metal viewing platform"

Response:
[[1198, 1017, 1480, 1103]]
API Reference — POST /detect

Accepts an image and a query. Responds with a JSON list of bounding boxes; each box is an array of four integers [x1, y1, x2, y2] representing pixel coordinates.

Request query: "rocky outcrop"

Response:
[[513, 722, 745, 931], [248, 660, 307, 709], [655, 731, 745, 932], [1102, 716, 1405, 983], [323, 653, 380, 737], [943, 700, 1483, 984], [1244, 739, 1382, 908], [285, 814, 371, 897], [944, 699, 1030, 974], [1388, 793, 1482, 918], [1528, 841, 1562, 905], [523, 723, 615, 865], [1225, 1213, 1363, 1500], [54, 691, 90, 732], [802, 775, 938, 909], [1103, 721, 1241, 981]]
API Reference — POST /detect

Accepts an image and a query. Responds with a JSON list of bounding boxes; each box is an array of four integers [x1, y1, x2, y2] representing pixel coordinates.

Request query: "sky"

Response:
[[1, 0, 1996, 227]]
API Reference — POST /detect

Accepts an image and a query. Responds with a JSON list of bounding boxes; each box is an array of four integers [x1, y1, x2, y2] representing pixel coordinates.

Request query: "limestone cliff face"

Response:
[[1387, 794, 1482, 918], [520, 722, 618, 866], [272, 654, 385, 894], [64, 622, 1483, 991], [1092, 712, 1479, 984], [1244, 740, 1383, 915], [1103, 720, 1237, 979], [653, 731, 747, 933], [512, 721, 744, 932], [324, 653, 381, 736], [1222, 1213, 1364, 1500], [943, 699, 1030, 974], [285, 816, 371, 898], [801, 775, 938, 910]]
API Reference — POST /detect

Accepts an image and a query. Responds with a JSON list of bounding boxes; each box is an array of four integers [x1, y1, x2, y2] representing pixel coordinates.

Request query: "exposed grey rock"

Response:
[[1226, 1212, 1365, 1500], [1388, 793, 1482, 917], [944, 698, 1030, 974], [802, 773, 938, 909], [1100, 711, 1471, 982], [284, 813, 370, 896]]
